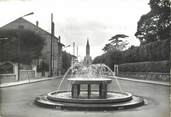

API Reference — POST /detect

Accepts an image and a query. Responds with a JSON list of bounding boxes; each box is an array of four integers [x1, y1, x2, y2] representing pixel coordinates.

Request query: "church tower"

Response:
[[86, 39, 90, 56], [84, 39, 92, 66]]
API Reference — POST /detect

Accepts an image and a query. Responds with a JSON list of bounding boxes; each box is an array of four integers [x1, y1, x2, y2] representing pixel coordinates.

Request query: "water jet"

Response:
[[35, 63, 144, 111]]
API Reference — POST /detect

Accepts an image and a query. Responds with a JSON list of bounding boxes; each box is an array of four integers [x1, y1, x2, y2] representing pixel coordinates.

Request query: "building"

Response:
[[83, 39, 92, 66], [0, 17, 64, 76]]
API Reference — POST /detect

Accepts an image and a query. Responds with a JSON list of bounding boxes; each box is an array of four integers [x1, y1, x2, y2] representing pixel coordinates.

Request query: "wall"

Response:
[[118, 72, 170, 82], [0, 70, 37, 84], [0, 74, 16, 83]]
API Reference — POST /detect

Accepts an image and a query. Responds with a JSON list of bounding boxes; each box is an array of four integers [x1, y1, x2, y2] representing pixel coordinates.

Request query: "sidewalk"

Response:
[[0, 76, 61, 88]]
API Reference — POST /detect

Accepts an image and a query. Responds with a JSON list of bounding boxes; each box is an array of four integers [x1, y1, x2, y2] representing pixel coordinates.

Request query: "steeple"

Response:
[[86, 39, 90, 56], [84, 38, 92, 66]]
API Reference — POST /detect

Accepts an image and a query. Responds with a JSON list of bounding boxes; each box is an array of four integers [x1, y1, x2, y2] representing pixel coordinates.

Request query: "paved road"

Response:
[[0, 78, 170, 117]]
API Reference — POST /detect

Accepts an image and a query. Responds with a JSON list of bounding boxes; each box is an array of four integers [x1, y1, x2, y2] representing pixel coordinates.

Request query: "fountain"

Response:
[[35, 63, 144, 111]]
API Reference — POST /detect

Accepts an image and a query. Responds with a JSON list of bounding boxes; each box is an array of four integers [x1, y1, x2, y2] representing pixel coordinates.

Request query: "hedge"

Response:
[[93, 39, 170, 72], [121, 39, 170, 63], [118, 60, 170, 73]]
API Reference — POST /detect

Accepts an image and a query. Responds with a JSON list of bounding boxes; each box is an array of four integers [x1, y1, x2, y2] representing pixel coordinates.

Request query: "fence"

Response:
[[0, 70, 37, 84], [19, 70, 36, 81]]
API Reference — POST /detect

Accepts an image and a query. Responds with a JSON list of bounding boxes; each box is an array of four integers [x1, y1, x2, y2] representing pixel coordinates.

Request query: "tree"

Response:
[[102, 43, 113, 52], [0, 29, 45, 64], [135, 0, 171, 44], [102, 34, 129, 52]]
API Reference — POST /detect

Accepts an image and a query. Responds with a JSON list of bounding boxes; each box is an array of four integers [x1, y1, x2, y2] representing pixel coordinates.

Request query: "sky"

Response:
[[0, 0, 150, 61]]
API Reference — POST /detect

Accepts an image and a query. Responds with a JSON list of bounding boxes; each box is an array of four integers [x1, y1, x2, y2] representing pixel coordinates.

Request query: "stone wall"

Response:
[[0, 74, 16, 83], [118, 72, 170, 82]]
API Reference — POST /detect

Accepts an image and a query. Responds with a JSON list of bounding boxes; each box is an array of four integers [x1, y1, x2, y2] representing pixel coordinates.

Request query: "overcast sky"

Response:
[[0, 0, 150, 60]]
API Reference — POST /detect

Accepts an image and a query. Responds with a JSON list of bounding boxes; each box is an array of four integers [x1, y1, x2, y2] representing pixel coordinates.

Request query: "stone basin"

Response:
[[68, 78, 112, 84], [68, 78, 112, 98]]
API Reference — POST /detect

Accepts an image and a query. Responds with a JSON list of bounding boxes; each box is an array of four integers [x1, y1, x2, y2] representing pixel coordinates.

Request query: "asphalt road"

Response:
[[0, 78, 170, 117]]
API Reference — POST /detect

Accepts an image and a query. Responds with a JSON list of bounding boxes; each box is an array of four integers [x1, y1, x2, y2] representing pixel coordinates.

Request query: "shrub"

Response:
[[93, 39, 170, 71]]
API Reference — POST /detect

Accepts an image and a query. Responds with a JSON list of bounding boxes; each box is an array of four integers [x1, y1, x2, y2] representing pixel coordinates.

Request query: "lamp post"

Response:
[[17, 12, 34, 81], [49, 13, 54, 77], [21, 12, 34, 18], [63, 44, 71, 52]]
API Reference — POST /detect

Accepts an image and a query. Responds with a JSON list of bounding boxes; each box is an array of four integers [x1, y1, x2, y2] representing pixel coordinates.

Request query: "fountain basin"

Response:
[[68, 78, 112, 84], [68, 78, 112, 98], [47, 91, 132, 103], [35, 91, 144, 111], [35, 64, 145, 111]]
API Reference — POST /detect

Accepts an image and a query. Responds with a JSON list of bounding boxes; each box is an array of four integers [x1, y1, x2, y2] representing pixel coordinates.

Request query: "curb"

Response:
[[0, 76, 62, 88]]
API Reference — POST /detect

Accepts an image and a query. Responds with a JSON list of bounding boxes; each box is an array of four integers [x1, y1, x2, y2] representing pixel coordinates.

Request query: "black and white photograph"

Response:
[[0, 0, 170, 117]]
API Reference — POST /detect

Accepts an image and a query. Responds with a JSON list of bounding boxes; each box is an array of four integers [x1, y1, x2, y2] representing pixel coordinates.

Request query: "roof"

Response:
[[0, 17, 64, 46]]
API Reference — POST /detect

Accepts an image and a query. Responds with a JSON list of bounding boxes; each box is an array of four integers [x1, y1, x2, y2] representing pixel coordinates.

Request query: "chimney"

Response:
[[36, 21, 39, 27]]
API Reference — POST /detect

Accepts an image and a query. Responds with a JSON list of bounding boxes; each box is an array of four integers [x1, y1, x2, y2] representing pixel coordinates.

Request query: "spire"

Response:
[[84, 38, 92, 66], [86, 39, 90, 56], [86, 39, 90, 48]]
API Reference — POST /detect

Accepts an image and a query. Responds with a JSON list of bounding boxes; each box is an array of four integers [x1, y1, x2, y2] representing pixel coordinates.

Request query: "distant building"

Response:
[[0, 18, 64, 76], [83, 39, 92, 66]]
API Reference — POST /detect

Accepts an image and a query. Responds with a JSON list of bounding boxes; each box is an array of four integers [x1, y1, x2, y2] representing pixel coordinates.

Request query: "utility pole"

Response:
[[72, 42, 75, 66], [77, 46, 79, 62], [52, 22, 55, 71], [17, 26, 22, 81], [73, 42, 75, 56], [77, 46, 78, 58], [49, 13, 54, 77]]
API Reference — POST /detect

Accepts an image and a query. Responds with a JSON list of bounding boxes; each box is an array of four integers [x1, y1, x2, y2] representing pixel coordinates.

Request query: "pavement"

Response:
[[0, 76, 170, 88], [0, 76, 62, 88]]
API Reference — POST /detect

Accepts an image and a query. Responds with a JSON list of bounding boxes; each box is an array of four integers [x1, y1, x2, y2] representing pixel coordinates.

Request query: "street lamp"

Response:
[[21, 12, 34, 18], [65, 44, 71, 48], [17, 12, 34, 81]]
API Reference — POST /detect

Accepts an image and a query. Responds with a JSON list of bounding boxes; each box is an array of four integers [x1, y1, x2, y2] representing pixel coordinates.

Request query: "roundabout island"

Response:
[[35, 64, 145, 111]]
